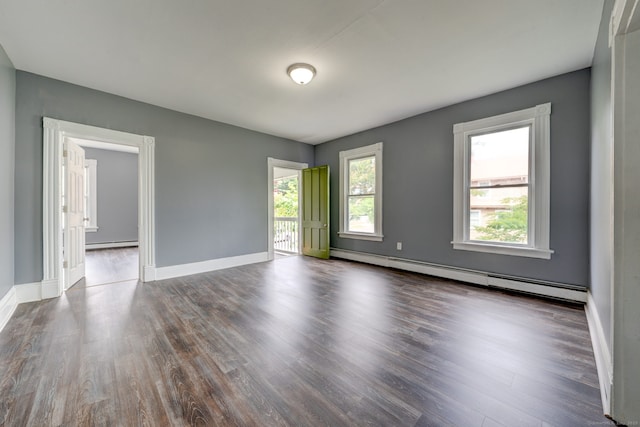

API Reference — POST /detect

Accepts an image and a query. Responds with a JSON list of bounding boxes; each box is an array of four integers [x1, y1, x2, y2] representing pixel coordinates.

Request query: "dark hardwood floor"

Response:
[[0, 255, 612, 426]]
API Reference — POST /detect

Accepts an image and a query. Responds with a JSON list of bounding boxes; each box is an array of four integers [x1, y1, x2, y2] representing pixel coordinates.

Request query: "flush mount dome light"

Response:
[[287, 63, 316, 85]]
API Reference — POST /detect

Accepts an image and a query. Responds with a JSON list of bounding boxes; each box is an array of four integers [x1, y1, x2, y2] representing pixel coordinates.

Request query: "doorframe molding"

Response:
[[608, 0, 640, 422], [43, 118, 156, 298], [267, 158, 308, 261]]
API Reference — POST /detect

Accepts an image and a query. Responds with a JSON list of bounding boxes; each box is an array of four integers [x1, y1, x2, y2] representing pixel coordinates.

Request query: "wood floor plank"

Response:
[[0, 253, 614, 426]]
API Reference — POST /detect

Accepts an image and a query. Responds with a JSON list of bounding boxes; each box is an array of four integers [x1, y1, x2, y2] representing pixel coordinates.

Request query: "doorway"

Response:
[[73, 138, 140, 288], [267, 158, 308, 260], [42, 118, 156, 299]]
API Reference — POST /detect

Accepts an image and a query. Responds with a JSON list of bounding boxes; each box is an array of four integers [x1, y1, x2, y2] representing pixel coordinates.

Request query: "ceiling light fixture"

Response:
[[287, 63, 316, 85]]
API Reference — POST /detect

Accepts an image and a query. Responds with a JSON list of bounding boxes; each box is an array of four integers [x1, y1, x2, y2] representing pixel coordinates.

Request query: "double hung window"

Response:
[[339, 142, 383, 241], [452, 103, 552, 259]]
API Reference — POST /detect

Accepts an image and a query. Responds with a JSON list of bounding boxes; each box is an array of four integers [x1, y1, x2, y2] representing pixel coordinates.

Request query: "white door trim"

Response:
[[267, 158, 308, 261], [609, 1, 640, 422], [43, 118, 156, 298]]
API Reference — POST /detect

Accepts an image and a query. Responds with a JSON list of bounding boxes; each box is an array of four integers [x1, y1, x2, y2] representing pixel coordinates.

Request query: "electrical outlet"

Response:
[[396, 242, 402, 250]]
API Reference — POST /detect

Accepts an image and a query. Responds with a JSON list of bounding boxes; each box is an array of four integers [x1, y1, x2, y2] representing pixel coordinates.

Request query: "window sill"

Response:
[[85, 227, 99, 233], [452, 241, 553, 259], [339, 231, 383, 242]]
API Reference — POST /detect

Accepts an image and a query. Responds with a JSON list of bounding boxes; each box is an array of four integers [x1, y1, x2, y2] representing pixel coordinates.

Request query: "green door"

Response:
[[302, 165, 330, 259]]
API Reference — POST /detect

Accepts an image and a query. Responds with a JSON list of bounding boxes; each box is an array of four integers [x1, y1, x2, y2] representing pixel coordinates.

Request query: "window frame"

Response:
[[84, 158, 98, 232], [339, 142, 383, 241], [452, 103, 553, 259]]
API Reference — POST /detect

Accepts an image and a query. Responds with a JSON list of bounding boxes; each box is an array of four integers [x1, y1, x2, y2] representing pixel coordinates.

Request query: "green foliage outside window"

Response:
[[348, 157, 376, 222], [349, 196, 374, 222], [474, 195, 528, 243]]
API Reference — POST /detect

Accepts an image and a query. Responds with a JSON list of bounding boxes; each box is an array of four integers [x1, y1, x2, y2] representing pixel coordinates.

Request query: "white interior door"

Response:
[[64, 138, 86, 289]]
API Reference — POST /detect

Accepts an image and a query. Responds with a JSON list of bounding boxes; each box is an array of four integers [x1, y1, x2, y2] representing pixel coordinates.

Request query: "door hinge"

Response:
[[63, 260, 68, 268], [63, 150, 68, 157], [62, 205, 67, 213]]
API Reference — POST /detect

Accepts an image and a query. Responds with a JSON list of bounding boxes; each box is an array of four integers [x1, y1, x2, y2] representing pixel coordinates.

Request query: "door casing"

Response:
[[43, 118, 156, 299]]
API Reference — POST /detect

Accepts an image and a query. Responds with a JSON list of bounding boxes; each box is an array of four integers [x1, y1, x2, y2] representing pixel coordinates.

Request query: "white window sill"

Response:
[[85, 227, 99, 233], [452, 241, 553, 259], [339, 231, 383, 242]]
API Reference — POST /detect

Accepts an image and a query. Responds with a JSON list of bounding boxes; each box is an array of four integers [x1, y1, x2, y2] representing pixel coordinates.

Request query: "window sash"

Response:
[[465, 121, 533, 244], [347, 155, 376, 196], [469, 183, 529, 190]]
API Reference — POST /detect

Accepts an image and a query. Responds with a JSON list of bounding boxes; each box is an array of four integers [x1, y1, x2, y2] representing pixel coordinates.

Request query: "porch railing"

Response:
[[274, 217, 298, 253]]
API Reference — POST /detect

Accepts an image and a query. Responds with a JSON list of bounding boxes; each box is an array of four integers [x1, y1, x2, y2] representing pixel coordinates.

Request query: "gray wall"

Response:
[[590, 0, 614, 353], [315, 69, 591, 286], [15, 71, 314, 285], [83, 147, 138, 245], [0, 45, 15, 299]]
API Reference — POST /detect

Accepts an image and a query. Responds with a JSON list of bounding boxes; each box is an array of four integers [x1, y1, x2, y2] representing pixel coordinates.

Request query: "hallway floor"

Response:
[[77, 247, 138, 288]]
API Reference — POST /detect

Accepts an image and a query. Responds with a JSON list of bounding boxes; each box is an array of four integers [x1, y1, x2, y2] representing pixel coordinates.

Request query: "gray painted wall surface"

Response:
[[15, 71, 314, 284], [0, 45, 15, 299], [590, 0, 614, 352], [315, 70, 591, 286], [83, 147, 138, 245]]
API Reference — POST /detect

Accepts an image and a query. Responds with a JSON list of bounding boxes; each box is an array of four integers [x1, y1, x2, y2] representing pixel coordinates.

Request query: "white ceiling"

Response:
[[0, 0, 604, 144]]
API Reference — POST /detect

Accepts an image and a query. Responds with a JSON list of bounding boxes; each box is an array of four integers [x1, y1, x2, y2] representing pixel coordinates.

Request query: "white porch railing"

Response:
[[274, 217, 298, 253]]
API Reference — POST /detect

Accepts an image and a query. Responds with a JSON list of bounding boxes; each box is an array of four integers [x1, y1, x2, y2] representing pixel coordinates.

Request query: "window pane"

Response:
[[469, 187, 528, 244], [470, 127, 529, 186], [348, 195, 375, 233], [349, 156, 375, 195]]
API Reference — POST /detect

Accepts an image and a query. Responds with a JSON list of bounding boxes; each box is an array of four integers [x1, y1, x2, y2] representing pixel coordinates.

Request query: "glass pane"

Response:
[[349, 156, 375, 195], [469, 187, 528, 244], [348, 195, 375, 233], [470, 127, 529, 186]]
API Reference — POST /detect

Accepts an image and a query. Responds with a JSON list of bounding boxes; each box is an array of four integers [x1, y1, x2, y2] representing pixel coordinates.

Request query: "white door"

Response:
[[64, 139, 86, 289]]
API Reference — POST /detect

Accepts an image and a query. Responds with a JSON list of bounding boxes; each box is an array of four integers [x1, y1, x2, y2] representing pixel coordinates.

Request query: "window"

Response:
[[339, 142, 383, 241], [84, 159, 98, 232], [452, 103, 553, 259]]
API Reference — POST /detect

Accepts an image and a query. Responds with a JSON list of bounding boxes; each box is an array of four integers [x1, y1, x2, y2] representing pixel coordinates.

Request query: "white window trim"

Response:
[[84, 159, 98, 232], [339, 142, 383, 241], [452, 103, 553, 259]]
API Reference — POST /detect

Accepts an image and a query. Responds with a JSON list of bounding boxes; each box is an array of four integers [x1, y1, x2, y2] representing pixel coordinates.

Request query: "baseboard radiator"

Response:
[[330, 248, 587, 303]]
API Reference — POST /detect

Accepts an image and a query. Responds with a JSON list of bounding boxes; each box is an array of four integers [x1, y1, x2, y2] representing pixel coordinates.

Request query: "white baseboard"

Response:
[[585, 291, 613, 415], [389, 257, 488, 286], [86, 241, 139, 250], [155, 252, 269, 281], [41, 279, 60, 299], [0, 287, 17, 333], [330, 248, 587, 303], [143, 265, 156, 282], [15, 282, 42, 304], [13, 280, 60, 304]]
